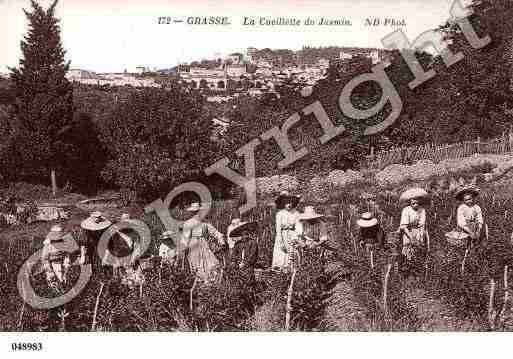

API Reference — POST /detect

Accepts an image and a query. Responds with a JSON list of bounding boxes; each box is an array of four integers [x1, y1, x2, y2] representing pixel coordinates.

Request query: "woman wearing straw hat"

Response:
[[180, 202, 226, 282], [272, 191, 302, 271], [79, 211, 113, 274], [159, 230, 178, 266], [41, 225, 71, 290], [398, 188, 429, 274], [297, 206, 331, 248], [226, 219, 258, 279], [106, 213, 147, 280], [455, 186, 484, 248], [357, 212, 385, 251]]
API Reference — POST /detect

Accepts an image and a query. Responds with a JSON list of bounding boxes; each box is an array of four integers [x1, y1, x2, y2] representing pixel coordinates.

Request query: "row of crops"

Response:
[[2, 184, 513, 331]]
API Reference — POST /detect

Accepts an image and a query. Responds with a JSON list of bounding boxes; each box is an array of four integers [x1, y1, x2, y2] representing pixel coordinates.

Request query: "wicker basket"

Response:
[[386, 230, 402, 245], [445, 231, 469, 248], [139, 256, 155, 270]]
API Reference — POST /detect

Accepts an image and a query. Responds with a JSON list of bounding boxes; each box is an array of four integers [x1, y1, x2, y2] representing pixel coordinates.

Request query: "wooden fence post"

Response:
[[285, 269, 297, 331], [488, 278, 497, 329], [190, 277, 198, 312], [91, 282, 105, 331], [51, 169, 57, 198], [383, 263, 392, 318], [499, 265, 509, 325], [461, 248, 470, 275]]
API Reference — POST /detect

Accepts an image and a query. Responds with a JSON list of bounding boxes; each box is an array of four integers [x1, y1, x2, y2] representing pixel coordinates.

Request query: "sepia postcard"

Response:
[[1, 0, 513, 357]]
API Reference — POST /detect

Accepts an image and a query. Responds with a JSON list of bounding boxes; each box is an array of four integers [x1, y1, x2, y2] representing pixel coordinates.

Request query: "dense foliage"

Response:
[[98, 86, 219, 202], [3, 0, 513, 201], [5, 1, 76, 182]]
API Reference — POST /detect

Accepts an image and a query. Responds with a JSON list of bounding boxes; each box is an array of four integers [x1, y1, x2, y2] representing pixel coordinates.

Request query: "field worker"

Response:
[[399, 188, 429, 275], [297, 206, 331, 248], [181, 202, 226, 282], [226, 219, 258, 280], [227, 218, 243, 252], [104, 213, 146, 280], [79, 211, 112, 274], [357, 212, 385, 252], [272, 191, 302, 271], [455, 186, 484, 248], [41, 225, 71, 290], [158, 230, 177, 266]]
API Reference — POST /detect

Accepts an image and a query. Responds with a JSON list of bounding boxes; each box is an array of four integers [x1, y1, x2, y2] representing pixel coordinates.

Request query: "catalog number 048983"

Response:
[[11, 342, 43, 351]]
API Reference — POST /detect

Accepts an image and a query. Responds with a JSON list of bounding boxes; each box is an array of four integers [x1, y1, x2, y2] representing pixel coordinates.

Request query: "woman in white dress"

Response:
[[399, 188, 429, 273], [272, 191, 301, 271], [455, 186, 484, 248], [41, 225, 71, 289], [181, 202, 226, 282]]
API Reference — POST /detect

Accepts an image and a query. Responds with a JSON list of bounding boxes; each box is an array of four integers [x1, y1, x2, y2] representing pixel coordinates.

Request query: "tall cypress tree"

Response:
[[8, 0, 74, 191]]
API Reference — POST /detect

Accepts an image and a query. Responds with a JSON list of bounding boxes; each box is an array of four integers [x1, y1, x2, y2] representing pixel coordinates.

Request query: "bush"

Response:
[[99, 87, 218, 202]]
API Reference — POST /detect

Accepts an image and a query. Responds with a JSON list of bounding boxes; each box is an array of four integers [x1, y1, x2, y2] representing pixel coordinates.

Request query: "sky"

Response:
[[1, 0, 463, 73]]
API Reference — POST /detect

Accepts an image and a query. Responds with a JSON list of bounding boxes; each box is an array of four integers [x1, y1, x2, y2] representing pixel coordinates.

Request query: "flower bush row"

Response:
[[254, 154, 513, 203]]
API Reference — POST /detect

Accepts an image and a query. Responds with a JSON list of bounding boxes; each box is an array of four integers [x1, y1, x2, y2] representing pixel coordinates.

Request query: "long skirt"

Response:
[[402, 228, 424, 261], [186, 236, 221, 282], [271, 234, 299, 270]]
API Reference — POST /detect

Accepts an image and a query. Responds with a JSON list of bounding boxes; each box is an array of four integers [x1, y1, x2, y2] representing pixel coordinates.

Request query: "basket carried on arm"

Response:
[[444, 230, 469, 248], [386, 229, 403, 256]]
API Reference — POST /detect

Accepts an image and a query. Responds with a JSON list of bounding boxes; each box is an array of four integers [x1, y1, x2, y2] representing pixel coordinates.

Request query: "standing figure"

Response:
[[226, 219, 258, 280], [272, 191, 301, 271], [296, 206, 330, 249], [159, 230, 178, 266], [227, 218, 243, 253], [455, 186, 484, 248], [399, 188, 429, 274], [357, 212, 385, 251], [181, 202, 226, 282], [106, 213, 147, 283], [41, 225, 71, 290], [79, 211, 112, 274]]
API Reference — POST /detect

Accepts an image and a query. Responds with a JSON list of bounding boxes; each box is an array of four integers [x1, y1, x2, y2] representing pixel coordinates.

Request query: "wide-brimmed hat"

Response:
[[299, 206, 326, 221], [159, 230, 176, 239], [357, 212, 378, 228], [50, 225, 63, 232], [229, 221, 258, 237], [455, 185, 480, 201], [399, 188, 429, 204], [44, 225, 64, 244], [275, 191, 301, 209], [445, 230, 469, 247], [185, 202, 208, 212], [230, 218, 242, 227], [81, 211, 112, 231], [118, 213, 140, 227]]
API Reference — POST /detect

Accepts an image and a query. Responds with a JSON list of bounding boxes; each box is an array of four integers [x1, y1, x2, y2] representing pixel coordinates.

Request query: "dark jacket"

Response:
[[359, 224, 385, 249]]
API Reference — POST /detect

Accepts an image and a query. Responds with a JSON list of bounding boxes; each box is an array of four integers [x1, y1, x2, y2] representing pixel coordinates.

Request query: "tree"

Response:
[[8, 0, 75, 194], [63, 112, 108, 194], [99, 87, 218, 202]]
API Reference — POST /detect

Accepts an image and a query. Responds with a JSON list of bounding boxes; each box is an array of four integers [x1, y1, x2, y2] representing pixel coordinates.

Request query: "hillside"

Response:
[[2, 153, 513, 331]]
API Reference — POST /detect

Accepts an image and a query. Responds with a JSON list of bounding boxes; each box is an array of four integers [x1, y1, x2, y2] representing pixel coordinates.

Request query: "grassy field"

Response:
[[2, 175, 513, 331]]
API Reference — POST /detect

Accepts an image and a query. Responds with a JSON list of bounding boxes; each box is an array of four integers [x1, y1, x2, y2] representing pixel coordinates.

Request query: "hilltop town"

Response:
[[64, 46, 389, 102]]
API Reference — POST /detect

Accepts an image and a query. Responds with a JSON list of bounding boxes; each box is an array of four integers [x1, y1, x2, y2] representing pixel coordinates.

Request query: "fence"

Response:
[[365, 132, 513, 170]]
